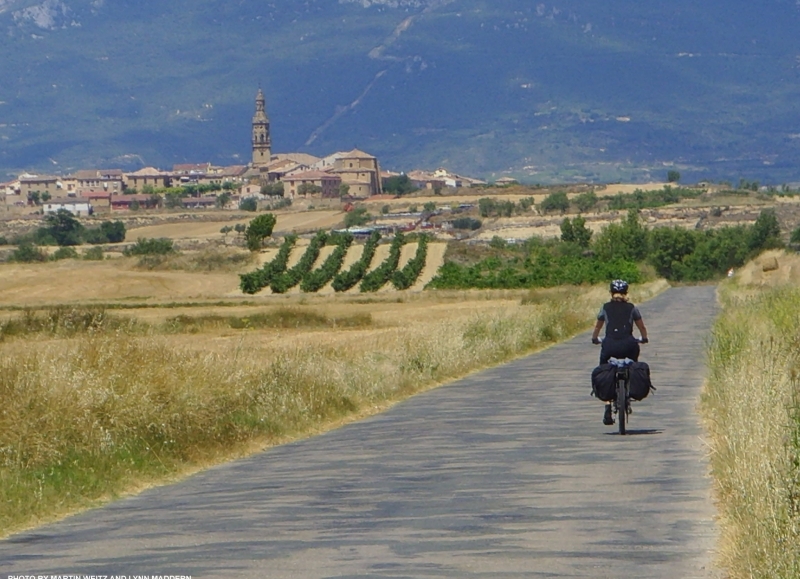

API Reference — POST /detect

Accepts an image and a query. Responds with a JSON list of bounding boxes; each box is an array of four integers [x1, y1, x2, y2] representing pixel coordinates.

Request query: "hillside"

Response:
[[3, 0, 800, 183]]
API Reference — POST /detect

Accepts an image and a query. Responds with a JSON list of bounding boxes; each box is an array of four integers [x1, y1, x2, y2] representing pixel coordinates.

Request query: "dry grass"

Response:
[[702, 280, 800, 578], [0, 280, 667, 537]]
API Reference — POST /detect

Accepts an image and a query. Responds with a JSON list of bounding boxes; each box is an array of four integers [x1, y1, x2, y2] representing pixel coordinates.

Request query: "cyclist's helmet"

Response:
[[610, 279, 629, 294]]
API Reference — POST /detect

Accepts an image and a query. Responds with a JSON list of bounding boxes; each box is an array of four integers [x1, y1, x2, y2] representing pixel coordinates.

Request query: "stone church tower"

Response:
[[252, 88, 271, 166]]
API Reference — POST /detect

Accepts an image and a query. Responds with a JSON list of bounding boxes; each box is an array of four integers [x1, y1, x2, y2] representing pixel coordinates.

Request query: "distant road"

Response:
[[0, 286, 720, 578]]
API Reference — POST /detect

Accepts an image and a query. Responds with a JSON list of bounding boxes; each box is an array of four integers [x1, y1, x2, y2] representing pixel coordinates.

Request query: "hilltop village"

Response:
[[0, 90, 489, 216]]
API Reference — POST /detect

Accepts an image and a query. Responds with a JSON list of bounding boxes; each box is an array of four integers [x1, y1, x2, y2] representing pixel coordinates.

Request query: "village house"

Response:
[[72, 169, 124, 196], [43, 198, 93, 216], [83, 191, 112, 212], [282, 170, 342, 199], [19, 174, 62, 202], [124, 167, 172, 191], [110, 194, 159, 211]]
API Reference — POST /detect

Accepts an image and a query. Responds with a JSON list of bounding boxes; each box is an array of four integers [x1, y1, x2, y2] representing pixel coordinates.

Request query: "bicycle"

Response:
[[593, 338, 647, 435], [608, 357, 633, 435]]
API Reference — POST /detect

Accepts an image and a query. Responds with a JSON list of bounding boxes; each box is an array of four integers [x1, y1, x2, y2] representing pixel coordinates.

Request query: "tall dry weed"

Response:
[[0, 281, 666, 535], [703, 286, 800, 579]]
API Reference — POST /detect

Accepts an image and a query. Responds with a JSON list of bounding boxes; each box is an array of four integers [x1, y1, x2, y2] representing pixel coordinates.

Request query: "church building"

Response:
[[251, 88, 272, 167]]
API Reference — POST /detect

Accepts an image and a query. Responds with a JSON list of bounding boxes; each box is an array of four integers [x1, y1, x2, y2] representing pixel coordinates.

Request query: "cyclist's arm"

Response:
[[591, 319, 604, 342], [634, 318, 648, 341]]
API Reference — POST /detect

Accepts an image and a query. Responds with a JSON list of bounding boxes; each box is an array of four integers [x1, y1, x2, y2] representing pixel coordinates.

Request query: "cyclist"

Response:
[[591, 279, 649, 425]]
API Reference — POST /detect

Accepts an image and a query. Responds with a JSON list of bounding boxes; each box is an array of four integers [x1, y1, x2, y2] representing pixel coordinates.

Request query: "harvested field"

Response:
[[127, 210, 343, 241]]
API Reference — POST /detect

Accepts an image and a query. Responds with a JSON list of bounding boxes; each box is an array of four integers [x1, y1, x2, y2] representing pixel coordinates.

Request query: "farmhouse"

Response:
[[43, 198, 93, 216]]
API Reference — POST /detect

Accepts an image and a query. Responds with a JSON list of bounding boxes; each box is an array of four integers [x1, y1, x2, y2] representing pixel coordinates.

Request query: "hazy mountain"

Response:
[[3, 0, 800, 183]]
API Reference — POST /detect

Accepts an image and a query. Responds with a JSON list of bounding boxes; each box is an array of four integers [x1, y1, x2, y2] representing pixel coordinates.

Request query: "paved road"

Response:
[[1, 286, 720, 578]]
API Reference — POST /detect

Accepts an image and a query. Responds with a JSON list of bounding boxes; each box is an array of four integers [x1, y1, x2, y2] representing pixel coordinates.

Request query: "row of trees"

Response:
[[429, 208, 783, 289], [13, 210, 126, 247]]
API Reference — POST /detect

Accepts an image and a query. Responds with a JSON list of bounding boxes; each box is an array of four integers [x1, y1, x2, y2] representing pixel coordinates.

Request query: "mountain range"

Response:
[[3, 0, 800, 184]]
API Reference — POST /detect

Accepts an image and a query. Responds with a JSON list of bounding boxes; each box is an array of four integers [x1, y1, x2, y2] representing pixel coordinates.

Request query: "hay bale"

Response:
[[762, 256, 779, 272]]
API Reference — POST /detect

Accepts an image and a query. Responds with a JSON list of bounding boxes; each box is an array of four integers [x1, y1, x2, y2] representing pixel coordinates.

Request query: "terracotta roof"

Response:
[[218, 165, 248, 177], [339, 148, 376, 159]]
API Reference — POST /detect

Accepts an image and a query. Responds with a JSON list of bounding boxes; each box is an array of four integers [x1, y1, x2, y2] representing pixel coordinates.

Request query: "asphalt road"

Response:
[[0, 286, 720, 578]]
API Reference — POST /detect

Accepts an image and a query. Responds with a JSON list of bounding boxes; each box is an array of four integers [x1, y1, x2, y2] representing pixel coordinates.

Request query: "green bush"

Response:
[[300, 233, 353, 293], [331, 231, 381, 292], [392, 235, 428, 290], [451, 217, 482, 230], [239, 197, 258, 211], [539, 191, 570, 213], [9, 242, 47, 263], [123, 238, 175, 256], [361, 232, 405, 292], [83, 246, 104, 261], [270, 231, 328, 294], [239, 235, 297, 294], [52, 246, 79, 261]]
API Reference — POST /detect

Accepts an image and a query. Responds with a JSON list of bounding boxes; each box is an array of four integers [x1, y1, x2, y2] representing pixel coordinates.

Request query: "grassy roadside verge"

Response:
[[702, 285, 800, 578], [0, 281, 666, 538]]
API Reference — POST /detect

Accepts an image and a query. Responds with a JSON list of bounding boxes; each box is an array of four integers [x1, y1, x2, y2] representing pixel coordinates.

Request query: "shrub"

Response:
[[239, 235, 297, 294], [51, 246, 79, 261], [300, 233, 353, 293], [270, 231, 328, 293], [539, 191, 570, 213], [239, 197, 258, 211], [344, 207, 371, 228], [9, 243, 47, 263], [332, 231, 381, 292], [451, 217, 482, 230], [361, 232, 405, 292], [83, 246, 104, 261], [123, 238, 175, 256], [392, 235, 428, 290]]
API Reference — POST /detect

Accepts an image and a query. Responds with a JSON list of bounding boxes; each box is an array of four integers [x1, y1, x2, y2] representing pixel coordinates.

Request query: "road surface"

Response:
[[0, 286, 720, 578]]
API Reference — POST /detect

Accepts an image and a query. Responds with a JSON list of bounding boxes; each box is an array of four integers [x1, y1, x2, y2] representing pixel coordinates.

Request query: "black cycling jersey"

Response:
[[597, 300, 642, 341]]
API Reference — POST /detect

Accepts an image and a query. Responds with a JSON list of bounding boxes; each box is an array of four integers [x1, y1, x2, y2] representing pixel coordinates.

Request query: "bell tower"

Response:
[[252, 88, 271, 166]]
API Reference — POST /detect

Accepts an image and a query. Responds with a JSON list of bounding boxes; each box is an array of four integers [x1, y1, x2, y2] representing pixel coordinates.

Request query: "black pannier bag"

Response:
[[591, 363, 617, 401], [629, 361, 655, 400]]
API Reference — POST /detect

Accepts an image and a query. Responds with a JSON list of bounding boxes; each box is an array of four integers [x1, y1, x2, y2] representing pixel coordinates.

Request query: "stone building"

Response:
[[252, 89, 272, 167]]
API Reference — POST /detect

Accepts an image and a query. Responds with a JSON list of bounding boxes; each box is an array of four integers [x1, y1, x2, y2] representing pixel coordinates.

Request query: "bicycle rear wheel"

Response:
[[617, 378, 627, 435]]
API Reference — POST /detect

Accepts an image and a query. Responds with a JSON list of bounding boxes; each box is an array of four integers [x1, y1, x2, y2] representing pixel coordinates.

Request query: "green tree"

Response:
[[667, 170, 681, 183], [130, 199, 141, 211], [344, 207, 371, 228], [383, 174, 416, 195], [748, 209, 783, 252], [245, 213, 277, 251], [338, 183, 351, 198], [539, 191, 570, 213], [41, 191, 52, 202], [298, 183, 322, 196], [216, 192, 232, 208], [44, 209, 85, 246], [594, 210, 649, 262], [423, 201, 436, 212], [574, 191, 598, 213], [562, 215, 593, 248], [239, 197, 258, 211], [381, 205, 390, 215], [648, 226, 698, 279], [100, 220, 126, 243]]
